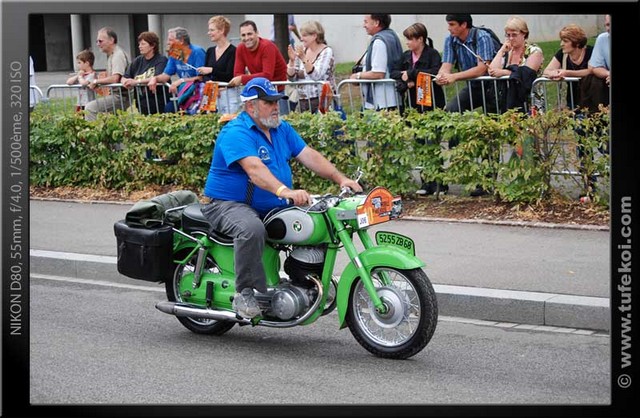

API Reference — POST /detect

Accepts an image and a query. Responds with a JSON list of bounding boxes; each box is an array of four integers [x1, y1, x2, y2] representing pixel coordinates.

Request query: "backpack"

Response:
[[452, 26, 502, 70]]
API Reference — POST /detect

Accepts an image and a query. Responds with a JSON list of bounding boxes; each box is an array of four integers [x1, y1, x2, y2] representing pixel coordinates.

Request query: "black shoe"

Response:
[[436, 183, 449, 194], [417, 181, 437, 195], [470, 185, 490, 197]]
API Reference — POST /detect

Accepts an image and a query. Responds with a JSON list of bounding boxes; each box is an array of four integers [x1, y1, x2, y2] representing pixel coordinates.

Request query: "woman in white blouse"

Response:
[[286, 20, 336, 113]]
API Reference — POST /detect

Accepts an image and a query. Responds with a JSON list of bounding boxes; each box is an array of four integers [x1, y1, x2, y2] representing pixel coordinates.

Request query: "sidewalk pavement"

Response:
[[29, 198, 610, 332]]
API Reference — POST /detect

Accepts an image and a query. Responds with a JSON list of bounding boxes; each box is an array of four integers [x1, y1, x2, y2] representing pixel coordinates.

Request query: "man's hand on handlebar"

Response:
[[340, 179, 363, 195], [280, 188, 311, 206]]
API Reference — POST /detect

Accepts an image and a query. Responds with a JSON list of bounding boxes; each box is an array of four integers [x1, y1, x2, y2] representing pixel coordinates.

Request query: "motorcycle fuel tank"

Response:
[[264, 207, 329, 245]]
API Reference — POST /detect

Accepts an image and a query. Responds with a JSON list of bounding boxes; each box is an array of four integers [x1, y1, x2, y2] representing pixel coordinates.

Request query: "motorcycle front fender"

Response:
[[335, 246, 425, 328]]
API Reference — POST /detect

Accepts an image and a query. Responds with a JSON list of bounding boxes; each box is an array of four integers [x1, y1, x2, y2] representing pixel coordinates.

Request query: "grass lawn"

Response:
[[335, 37, 598, 78]]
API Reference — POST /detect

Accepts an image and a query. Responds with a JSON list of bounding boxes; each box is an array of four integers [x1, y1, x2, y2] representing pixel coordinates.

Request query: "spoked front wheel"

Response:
[[346, 267, 437, 359]]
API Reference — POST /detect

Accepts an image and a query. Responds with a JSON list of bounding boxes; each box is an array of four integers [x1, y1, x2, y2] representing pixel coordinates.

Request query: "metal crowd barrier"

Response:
[[336, 78, 401, 114], [30, 85, 44, 108], [205, 82, 241, 114], [395, 75, 581, 115], [37, 75, 585, 118], [43, 82, 177, 116], [335, 76, 506, 115], [442, 75, 507, 115], [272, 80, 329, 114], [39, 80, 331, 116], [530, 76, 581, 112], [441, 74, 582, 115]]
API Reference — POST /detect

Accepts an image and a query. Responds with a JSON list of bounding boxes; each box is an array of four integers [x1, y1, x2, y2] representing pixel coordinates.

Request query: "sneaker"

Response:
[[232, 288, 262, 319], [470, 185, 490, 197]]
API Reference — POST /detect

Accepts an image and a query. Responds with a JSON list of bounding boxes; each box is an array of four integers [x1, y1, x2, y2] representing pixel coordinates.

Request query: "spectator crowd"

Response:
[[47, 14, 611, 198], [57, 14, 611, 120]]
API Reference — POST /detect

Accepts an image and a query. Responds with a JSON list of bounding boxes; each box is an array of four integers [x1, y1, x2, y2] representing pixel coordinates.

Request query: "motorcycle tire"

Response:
[[345, 267, 437, 359], [165, 251, 236, 335]]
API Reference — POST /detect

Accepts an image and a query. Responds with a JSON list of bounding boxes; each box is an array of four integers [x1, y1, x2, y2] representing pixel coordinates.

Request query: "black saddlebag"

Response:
[[114, 220, 173, 282]]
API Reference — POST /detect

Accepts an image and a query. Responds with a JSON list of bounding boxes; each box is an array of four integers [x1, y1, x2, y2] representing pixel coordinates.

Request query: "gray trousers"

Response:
[[200, 200, 268, 293], [85, 94, 131, 121]]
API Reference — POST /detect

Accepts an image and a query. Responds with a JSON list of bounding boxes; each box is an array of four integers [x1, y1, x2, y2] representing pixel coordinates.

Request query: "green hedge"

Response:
[[29, 106, 609, 206]]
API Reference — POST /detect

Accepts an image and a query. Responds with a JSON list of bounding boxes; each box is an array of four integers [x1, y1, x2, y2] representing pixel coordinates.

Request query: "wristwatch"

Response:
[[356, 72, 362, 80]]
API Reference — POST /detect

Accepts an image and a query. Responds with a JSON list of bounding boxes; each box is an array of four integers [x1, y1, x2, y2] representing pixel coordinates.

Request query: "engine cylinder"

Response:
[[284, 247, 325, 287]]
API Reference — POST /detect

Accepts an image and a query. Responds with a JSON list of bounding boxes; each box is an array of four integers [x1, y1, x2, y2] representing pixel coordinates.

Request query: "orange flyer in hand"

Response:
[[168, 41, 191, 63], [200, 81, 219, 112], [416, 72, 432, 107]]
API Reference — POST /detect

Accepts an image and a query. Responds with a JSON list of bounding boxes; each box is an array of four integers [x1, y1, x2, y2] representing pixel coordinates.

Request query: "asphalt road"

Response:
[[29, 274, 610, 406]]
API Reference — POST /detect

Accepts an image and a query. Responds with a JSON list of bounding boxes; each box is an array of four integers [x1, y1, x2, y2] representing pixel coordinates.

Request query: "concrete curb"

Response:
[[30, 249, 610, 332], [401, 216, 610, 231]]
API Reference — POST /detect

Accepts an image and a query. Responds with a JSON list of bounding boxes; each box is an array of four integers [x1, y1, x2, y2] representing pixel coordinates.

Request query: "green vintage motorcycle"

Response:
[[115, 179, 437, 359]]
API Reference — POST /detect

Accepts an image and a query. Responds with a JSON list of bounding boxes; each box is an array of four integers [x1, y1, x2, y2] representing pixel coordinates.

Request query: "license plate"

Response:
[[375, 231, 416, 256]]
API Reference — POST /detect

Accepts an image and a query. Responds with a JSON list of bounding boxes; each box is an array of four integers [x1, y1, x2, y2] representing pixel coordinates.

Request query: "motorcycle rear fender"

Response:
[[335, 246, 425, 328]]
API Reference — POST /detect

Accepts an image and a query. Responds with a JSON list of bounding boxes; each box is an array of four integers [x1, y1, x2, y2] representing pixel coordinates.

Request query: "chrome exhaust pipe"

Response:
[[155, 301, 251, 325], [156, 276, 323, 328]]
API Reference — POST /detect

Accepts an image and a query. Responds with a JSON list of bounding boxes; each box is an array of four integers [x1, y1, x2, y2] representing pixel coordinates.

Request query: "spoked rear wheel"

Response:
[[346, 267, 437, 359], [165, 252, 235, 335]]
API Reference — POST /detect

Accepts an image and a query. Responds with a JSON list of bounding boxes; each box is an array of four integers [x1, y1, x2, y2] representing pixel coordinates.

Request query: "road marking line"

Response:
[[30, 249, 116, 264], [31, 273, 164, 292]]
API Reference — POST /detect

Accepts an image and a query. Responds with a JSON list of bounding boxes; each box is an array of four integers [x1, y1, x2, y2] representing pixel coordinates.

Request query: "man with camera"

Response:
[[350, 14, 403, 111]]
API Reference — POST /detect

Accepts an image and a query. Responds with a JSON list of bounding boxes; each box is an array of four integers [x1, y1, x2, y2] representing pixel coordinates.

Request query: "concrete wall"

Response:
[[158, 14, 246, 50], [43, 15, 73, 71]]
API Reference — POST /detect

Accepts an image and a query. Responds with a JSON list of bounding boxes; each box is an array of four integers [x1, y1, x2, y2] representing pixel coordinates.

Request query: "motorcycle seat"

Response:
[[182, 204, 234, 245]]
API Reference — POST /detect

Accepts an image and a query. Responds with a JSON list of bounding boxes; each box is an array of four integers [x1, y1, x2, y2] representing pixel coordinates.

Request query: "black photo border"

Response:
[[2, 0, 637, 416]]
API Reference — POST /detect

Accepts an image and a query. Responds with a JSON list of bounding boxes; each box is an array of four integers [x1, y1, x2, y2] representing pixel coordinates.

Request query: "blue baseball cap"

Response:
[[240, 77, 288, 102]]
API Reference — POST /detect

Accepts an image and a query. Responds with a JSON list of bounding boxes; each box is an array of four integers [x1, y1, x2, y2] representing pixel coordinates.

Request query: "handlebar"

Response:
[[339, 186, 353, 198], [285, 167, 365, 209]]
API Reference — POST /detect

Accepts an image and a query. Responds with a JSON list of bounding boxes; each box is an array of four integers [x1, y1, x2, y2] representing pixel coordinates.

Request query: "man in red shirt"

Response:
[[229, 20, 287, 88]]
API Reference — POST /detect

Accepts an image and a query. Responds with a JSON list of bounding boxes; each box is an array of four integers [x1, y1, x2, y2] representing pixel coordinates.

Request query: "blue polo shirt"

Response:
[[204, 111, 307, 215], [163, 43, 206, 79]]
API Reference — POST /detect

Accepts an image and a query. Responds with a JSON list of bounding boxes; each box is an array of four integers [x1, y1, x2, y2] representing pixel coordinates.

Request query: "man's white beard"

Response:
[[252, 107, 281, 129]]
